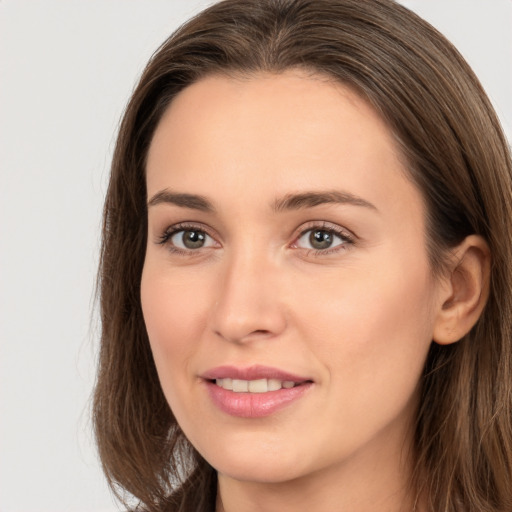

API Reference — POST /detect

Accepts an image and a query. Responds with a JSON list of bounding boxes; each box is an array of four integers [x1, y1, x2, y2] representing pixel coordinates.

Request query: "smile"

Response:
[[201, 365, 313, 418]]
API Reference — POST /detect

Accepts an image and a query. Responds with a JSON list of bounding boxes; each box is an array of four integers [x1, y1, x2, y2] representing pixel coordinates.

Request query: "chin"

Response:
[[198, 434, 319, 484], [214, 460, 306, 484]]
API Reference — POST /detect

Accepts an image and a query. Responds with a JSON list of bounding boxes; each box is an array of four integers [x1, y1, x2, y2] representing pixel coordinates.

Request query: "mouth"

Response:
[[201, 365, 314, 418]]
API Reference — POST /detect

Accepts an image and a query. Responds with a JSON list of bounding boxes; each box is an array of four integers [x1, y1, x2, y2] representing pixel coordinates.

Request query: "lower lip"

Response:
[[204, 380, 313, 418]]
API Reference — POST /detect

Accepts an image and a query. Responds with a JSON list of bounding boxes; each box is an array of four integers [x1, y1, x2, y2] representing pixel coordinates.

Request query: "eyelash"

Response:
[[157, 222, 216, 256], [156, 221, 355, 257], [293, 221, 355, 256]]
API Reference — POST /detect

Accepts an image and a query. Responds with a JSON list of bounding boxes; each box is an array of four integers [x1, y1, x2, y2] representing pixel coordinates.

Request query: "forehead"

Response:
[[146, 70, 421, 219]]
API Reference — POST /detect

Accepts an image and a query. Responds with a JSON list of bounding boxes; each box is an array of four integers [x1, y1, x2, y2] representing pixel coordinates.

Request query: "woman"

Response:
[[93, 0, 512, 510]]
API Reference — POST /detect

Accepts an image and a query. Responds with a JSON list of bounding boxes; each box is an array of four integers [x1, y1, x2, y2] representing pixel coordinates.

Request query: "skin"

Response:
[[141, 71, 487, 512]]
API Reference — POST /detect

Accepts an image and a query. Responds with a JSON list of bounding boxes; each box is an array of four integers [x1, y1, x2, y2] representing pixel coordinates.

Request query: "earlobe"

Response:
[[433, 235, 491, 346]]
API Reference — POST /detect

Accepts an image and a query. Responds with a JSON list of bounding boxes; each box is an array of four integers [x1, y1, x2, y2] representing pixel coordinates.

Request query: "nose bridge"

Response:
[[211, 242, 286, 343]]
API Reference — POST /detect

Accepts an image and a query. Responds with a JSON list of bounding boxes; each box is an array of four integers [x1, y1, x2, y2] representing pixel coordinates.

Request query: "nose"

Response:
[[210, 247, 287, 344]]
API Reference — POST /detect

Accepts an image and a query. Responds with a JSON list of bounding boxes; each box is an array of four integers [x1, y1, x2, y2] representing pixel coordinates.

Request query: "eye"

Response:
[[157, 224, 219, 253], [170, 229, 215, 250], [294, 225, 353, 252]]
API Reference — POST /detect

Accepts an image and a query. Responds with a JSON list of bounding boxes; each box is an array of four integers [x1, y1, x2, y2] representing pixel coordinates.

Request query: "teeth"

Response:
[[215, 378, 299, 393], [248, 378, 268, 393], [232, 379, 249, 392], [268, 379, 282, 391]]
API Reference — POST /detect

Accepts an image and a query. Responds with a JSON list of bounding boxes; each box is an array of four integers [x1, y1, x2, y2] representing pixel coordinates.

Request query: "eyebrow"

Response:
[[147, 190, 215, 212], [272, 190, 378, 212], [147, 188, 377, 214]]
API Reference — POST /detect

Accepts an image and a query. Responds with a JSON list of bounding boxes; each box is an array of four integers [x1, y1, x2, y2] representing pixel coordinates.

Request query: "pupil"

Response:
[[310, 230, 332, 249], [183, 230, 205, 249]]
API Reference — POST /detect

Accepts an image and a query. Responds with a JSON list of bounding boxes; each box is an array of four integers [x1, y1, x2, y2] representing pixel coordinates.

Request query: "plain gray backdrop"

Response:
[[1, 1, 511, 511]]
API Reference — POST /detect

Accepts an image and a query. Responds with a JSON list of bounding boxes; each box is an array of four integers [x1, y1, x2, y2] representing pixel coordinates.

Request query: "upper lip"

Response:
[[201, 365, 312, 383]]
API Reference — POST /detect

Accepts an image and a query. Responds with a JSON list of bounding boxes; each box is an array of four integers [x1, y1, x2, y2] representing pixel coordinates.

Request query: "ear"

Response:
[[433, 235, 491, 345]]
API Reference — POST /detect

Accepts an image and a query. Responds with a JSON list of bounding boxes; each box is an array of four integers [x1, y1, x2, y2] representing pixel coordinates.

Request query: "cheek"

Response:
[[140, 264, 211, 404], [293, 255, 435, 419]]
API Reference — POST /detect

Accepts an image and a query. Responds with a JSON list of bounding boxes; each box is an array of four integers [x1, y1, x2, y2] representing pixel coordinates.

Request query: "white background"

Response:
[[1, 1, 511, 511]]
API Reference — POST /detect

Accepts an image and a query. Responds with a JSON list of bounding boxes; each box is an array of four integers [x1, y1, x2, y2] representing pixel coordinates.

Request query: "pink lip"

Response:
[[201, 365, 313, 418]]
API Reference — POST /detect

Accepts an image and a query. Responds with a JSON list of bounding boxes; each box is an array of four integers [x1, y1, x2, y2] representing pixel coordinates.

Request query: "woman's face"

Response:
[[141, 71, 446, 484]]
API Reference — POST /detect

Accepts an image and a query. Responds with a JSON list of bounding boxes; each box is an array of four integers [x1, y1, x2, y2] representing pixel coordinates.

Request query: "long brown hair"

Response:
[[93, 1, 512, 510]]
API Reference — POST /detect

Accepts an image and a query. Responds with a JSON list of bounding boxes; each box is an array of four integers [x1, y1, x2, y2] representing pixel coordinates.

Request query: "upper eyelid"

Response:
[[164, 221, 215, 236], [297, 227, 351, 240], [156, 222, 217, 244], [294, 221, 356, 239]]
